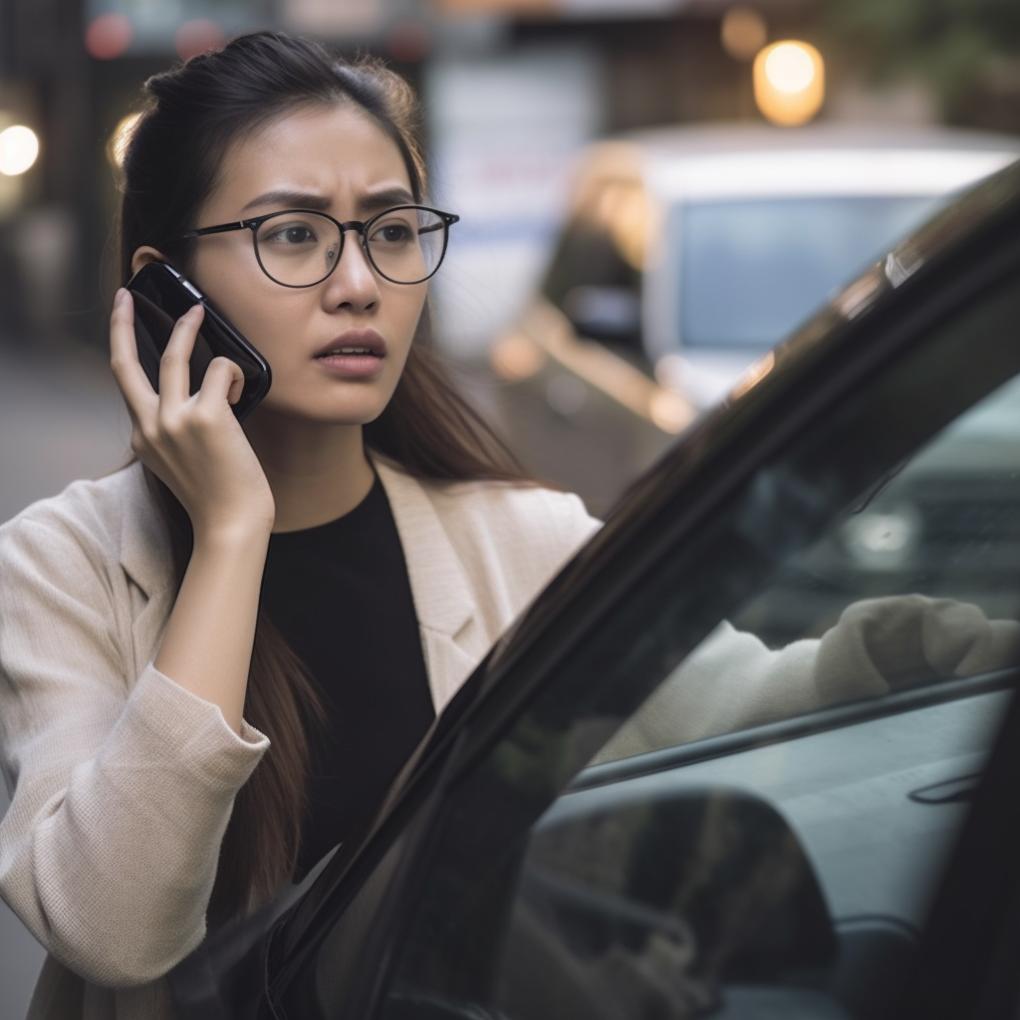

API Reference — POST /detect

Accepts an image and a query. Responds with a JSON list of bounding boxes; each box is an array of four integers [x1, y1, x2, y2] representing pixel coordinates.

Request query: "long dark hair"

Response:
[[117, 30, 532, 923]]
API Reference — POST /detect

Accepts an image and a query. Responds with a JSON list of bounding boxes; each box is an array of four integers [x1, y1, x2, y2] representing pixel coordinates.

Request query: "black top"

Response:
[[261, 470, 434, 883]]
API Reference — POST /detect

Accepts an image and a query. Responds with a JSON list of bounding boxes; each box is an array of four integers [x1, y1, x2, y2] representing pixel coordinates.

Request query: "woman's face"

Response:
[[167, 103, 427, 426]]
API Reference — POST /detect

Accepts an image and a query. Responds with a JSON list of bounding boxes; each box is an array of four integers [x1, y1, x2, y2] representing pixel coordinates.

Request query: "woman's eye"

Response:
[[370, 222, 414, 244], [266, 224, 317, 245]]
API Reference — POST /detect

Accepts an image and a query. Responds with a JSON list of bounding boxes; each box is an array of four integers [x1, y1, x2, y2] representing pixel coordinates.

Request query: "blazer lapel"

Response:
[[116, 464, 175, 676], [116, 457, 485, 714], [373, 457, 483, 715]]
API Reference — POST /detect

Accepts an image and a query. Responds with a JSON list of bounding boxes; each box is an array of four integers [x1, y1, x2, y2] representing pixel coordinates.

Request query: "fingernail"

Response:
[[114, 288, 126, 305]]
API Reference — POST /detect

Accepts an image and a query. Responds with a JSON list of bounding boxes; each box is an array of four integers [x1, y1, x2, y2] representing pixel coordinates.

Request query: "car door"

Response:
[[247, 162, 1020, 1020]]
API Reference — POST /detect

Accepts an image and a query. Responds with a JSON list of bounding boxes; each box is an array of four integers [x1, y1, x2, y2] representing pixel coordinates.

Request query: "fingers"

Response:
[[196, 356, 245, 412], [158, 302, 204, 407], [108, 288, 157, 423], [111, 287, 244, 440]]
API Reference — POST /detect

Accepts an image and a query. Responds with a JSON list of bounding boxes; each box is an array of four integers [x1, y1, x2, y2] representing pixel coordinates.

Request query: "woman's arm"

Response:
[[0, 504, 269, 987], [109, 289, 277, 735], [155, 522, 270, 735]]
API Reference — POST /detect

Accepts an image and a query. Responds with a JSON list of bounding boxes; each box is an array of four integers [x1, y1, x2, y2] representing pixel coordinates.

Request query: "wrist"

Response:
[[193, 515, 273, 553]]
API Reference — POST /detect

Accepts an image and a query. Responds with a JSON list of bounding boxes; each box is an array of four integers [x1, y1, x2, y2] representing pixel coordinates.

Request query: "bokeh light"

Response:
[[0, 125, 40, 176], [721, 7, 767, 62], [764, 41, 817, 93], [84, 14, 133, 60], [175, 20, 226, 61], [753, 40, 825, 126]]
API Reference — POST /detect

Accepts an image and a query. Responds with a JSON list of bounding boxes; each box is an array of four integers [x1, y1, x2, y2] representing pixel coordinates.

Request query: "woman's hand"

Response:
[[109, 287, 275, 541]]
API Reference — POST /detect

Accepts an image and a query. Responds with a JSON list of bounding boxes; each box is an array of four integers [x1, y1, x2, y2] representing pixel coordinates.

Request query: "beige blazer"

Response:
[[0, 456, 601, 1020]]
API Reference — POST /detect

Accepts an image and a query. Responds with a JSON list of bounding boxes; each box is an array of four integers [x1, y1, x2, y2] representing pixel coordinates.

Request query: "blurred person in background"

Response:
[[0, 27, 1016, 1020]]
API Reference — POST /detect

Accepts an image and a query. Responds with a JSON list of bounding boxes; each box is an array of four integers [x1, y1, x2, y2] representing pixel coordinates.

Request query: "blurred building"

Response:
[[1, 0, 1016, 354], [0, 0, 808, 351]]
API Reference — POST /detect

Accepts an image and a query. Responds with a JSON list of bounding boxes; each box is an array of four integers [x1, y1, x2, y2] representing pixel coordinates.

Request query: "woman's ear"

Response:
[[129, 245, 168, 277]]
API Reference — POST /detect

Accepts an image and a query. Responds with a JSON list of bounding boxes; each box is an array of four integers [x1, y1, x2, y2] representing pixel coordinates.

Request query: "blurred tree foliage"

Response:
[[820, 0, 1020, 128]]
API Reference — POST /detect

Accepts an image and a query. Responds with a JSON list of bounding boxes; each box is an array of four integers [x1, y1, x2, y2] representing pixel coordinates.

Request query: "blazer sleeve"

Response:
[[0, 508, 269, 987]]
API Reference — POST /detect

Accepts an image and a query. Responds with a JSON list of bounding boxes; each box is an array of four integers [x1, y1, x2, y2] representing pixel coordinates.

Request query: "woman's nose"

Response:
[[323, 233, 380, 310]]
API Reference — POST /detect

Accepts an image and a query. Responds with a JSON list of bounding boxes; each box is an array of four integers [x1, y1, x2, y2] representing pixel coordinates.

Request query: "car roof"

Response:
[[575, 122, 1020, 201]]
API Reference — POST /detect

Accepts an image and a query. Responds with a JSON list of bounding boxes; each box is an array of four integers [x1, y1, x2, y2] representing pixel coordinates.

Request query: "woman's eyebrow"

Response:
[[240, 189, 331, 213], [240, 186, 415, 215], [360, 186, 415, 212]]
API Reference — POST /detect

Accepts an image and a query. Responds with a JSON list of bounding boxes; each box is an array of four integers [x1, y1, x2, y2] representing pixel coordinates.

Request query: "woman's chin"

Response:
[[246, 397, 390, 430]]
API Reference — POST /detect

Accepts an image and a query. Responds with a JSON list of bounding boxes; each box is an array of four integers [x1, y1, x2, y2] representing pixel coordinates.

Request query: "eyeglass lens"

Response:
[[254, 206, 447, 286]]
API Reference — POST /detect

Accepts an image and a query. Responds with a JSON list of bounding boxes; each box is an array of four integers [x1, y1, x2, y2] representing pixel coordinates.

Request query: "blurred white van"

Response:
[[491, 123, 1020, 512]]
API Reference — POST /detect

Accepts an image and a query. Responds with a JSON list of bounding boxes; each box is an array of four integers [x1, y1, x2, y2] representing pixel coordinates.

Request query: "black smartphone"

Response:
[[125, 261, 272, 422]]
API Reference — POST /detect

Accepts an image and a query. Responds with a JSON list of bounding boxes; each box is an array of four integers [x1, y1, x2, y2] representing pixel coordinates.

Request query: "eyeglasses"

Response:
[[174, 205, 460, 288]]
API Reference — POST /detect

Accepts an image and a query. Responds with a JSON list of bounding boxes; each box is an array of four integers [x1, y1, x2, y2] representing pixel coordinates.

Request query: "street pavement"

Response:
[[0, 336, 130, 1020]]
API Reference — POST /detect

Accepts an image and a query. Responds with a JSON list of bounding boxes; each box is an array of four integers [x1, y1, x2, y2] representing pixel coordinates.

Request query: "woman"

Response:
[[3, 28, 1016, 1020], [0, 30, 601, 1019]]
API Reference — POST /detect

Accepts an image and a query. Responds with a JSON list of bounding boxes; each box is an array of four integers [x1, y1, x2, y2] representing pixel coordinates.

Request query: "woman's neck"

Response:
[[244, 416, 375, 534]]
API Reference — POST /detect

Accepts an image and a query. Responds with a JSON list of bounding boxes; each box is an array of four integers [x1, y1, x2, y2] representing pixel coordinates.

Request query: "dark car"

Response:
[[171, 158, 1020, 1019]]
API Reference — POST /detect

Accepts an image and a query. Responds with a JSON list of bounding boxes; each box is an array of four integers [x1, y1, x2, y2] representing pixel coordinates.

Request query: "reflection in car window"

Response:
[[597, 368, 1020, 762], [379, 238, 1020, 1020], [680, 195, 944, 349], [737, 372, 1020, 643]]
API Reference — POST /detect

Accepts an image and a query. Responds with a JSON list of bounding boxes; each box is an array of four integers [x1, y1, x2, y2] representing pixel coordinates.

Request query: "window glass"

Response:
[[591, 366, 1020, 761], [733, 372, 1020, 647], [381, 241, 1020, 1020], [679, 195, 945, 349]]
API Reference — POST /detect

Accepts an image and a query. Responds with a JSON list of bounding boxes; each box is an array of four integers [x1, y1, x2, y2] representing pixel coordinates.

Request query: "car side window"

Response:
[[378, 241, 1020, 1020], [594, 367, 1020, 762], [739, 373, 1020, 640]]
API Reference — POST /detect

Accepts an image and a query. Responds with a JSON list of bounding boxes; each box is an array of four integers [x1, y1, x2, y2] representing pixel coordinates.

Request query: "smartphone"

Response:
[[125, 261, 272, 422]]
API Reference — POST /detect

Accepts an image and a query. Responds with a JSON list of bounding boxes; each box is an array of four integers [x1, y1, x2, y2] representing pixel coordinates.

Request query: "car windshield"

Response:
[[679, 194, 946, 349]]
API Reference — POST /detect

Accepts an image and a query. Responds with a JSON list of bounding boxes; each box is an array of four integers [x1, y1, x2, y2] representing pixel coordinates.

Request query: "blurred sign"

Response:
[[85, 0, 272, 55], [436, 0, 686, 15], [436, 0, 555, 12], [425, 45, 601, 355], [560, 0, 685, 14], [282, 0, 386, 34]]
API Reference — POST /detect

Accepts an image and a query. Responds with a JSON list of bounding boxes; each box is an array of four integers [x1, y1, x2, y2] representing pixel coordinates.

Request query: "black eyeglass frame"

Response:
[[173, 204, 460, 288]]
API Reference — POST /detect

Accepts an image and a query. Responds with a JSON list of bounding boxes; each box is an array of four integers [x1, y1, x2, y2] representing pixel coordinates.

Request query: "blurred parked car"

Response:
[[490, 122, 1020, 513], [171, 156, 1020, 1018]]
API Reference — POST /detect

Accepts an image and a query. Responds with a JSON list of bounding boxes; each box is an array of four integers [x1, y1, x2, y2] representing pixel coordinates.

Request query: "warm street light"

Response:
[[753, 40, 825, 126], [0, 125, 40, 176]]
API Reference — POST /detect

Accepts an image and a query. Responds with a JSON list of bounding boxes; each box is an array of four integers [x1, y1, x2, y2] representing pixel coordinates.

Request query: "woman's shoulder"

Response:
[[433, 475, 592, 521], [404, 468, 603, 560]]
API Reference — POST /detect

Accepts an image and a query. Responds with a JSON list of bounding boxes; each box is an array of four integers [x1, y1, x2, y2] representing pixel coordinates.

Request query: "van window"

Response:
[[678, 195, 945, 350]]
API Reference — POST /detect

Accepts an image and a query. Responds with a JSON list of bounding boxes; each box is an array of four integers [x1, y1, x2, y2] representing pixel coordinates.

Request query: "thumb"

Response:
[[227, 369, 244, 406]]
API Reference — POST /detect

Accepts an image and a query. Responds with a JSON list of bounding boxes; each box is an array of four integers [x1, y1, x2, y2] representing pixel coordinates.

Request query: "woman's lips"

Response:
[[314, 352, 385, 379], [313, 330, 388, 359]]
